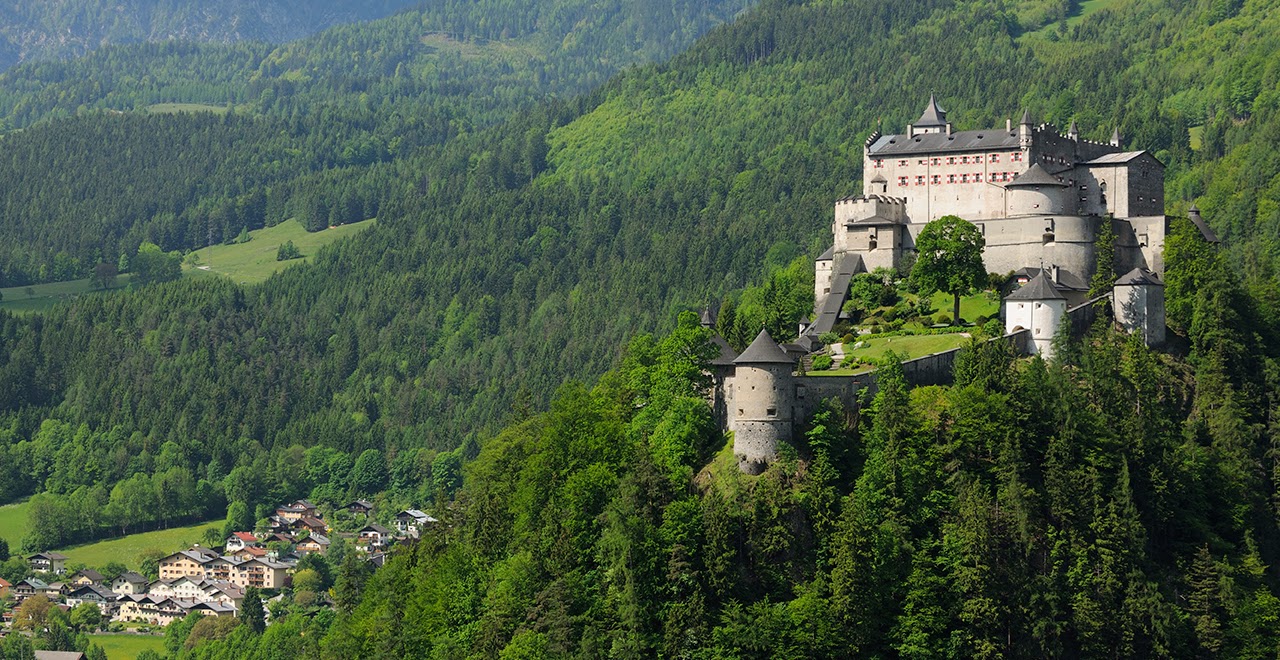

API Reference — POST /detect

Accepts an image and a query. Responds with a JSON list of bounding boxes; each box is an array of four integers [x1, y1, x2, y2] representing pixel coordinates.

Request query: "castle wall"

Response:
[[814, 258, 833, 302], [902, 215, 1098, 279], [866, 150, 1027, 222]]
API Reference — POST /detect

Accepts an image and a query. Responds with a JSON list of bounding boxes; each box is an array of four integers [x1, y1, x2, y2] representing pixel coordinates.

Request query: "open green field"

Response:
[[808, 333, 972, 376], [184, 218, 375, 285], [927, 291, 1000, 323], [90, 633, 166, 660], [0, 275, 134, 315], [0, 500, 31, 549], [1067, 0, 1124, 25], [146, 102, 231, 115], [59, 518, 225, 570]]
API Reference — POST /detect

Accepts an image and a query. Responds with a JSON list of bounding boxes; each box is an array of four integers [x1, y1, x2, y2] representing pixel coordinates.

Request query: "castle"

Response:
[[713, 97, 1204, 474]]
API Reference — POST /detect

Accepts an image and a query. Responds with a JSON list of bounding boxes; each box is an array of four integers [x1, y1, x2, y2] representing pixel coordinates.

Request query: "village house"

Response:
[[344, 499, 374, 515], [274, 500, 318, 523], [0, 577, 10, 599], [111, 572, 149, 595], [225, 532, 259, 553], [68, 570, 104, 588], [157, 547, 219, 580], [394, 510, 436, 536], [65, 585, 116, 613], [296, 533, 330, 556], [13, 578, 47, 602], [231, 545, 269, 562], [202, 581, 245, 610], [115, 595, 189, 627], [291, 515, 328, 536], [230, 558, 290, 590], [356, 523, 393, 551], [27, 552, 68, 575]]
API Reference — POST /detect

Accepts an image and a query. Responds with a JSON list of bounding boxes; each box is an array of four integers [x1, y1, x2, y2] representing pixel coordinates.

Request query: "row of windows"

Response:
[[875, 152, 1024, 168], [898, 172, 1023, 185]]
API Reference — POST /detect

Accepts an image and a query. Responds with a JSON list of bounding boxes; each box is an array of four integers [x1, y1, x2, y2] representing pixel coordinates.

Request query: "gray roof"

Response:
[[34, 652, 86, 660], [817, 245, 834, 261], [1083, 151, 1150, 165], [1067, 119, 1078, 135], [1020, 108, 1032, 125], [1005, 163, 1068, 187], [810, 255, 861, 334], [1115, 268, 1163, 286], [117, 571, 147, 584], [710, 336, 738, 366], [869, 171, 887, 184], [734, 329, 793, 365], [868, 128, 1019, 157], [916, 95, 947, 126], [1005, 272, 1065, 301], [1188, 204, 1219, 243], [847, 214, 905, 226], [1013, 267, 1087, 292]]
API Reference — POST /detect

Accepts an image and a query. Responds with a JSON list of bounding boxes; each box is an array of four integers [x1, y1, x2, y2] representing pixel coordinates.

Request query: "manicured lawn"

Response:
[[58, 519, 226, 570], [89, 633, 166, 659], [0, 500, 31, 549], [0, 275, 134, 315], [807, 333, 972, 376], [927, 291, 1000, 323], [183, 218, 376, 285]]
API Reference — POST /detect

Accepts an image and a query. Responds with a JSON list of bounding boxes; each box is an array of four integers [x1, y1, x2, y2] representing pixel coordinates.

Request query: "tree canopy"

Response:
[[910, 215, 987, 325]]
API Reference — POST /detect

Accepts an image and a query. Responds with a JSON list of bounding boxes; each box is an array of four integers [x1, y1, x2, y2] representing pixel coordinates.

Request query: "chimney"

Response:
[[946, 123, 952, 136], [1051, 264, 1060, 284], [1006, 118, 1012, 132], [907, 123, 914, 136]]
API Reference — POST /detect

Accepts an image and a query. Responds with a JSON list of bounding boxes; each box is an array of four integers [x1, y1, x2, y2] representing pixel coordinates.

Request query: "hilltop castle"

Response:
[[713, 97, 1204, 474]]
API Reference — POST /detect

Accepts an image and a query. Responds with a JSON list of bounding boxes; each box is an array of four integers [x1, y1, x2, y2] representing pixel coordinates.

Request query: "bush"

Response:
[[811, 355, 834, 370], [935, 313, 952, 325], [840, 333, 856, 344], [818, 331, 840, 345], [839, 355, 860, 368], [974, 315, 988, 325], [276, 240, 302, 261]]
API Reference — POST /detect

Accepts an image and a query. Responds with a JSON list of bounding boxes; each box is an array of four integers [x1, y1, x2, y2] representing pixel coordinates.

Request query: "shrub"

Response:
[[935, 313, 952, 325], [839, 355, 860, 368], [818, 331, 841, 345], [974, 315, 988, 325], [276, 240, 302, 261], [811, 355, 834, 370], [840, 333, 856, 344]]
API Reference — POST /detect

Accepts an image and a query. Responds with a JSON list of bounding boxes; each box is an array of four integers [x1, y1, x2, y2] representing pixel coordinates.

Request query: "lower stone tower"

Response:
[[728, 329, 795, 475]]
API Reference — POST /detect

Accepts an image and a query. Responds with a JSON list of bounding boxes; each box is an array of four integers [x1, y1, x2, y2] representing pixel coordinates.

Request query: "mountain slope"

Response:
[[0, 0, 419, 70]]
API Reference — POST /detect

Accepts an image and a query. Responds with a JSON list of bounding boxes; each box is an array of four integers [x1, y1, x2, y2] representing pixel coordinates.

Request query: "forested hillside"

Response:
[[0, 2, 1279, 654], [0, 0, 418, 70], [0, 0, 750, 285]]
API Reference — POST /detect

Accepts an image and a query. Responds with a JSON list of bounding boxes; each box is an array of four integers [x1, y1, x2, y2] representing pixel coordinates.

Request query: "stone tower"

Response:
[[729, 329, 795, 475], [1113, 268, 1166, 347], [1004, 272, 1068, 358]]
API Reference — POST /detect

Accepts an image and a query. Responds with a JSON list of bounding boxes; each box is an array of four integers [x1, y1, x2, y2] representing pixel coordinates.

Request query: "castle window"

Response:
[[898, 176, 908, 186], [918, 159, 927, 165], [766, 408, 777, 417], [1012, 152, 1023, 162], [931, 158, 940, 165], [898, 160, 908, 167], [931, 175, 941, 184], [960, 174, 969, 183], [961, 156, 970, 164], [868, 239, 878, 250], [990, 154, 1000, 162], [947, 156, 957, 165], [873, 159, 884, 168], [738, 409, 743, 415], [915, 175, 925, 185]]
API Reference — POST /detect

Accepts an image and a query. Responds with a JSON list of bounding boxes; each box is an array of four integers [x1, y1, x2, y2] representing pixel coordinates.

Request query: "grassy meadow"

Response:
[[89, 633, 167, 659], [59, 519, 226, 570], [0, 275, 134, 315], [183, 218, 375, 285], [0, 500, 31, 549]]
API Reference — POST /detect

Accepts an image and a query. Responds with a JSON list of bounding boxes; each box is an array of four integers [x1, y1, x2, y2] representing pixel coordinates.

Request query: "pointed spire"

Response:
[[1020, 108, 1032, 125], [1067, 119, 1079, 139], [734, 328, 793, 365], [916, 94, 947, 127], [1110, 126, 1121, 147]]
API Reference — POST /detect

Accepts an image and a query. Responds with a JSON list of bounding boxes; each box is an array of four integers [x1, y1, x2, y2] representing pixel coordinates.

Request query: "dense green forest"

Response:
[[0, 0, 418, 70], [0, 0, 1279, 653], [130, 217, 1280, 657]]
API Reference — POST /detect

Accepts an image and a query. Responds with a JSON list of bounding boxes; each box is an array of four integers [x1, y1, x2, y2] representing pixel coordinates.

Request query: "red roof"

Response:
[[0, 578, 10, 587], [233, 532, 257, 542], [240, 546, 267, 557]]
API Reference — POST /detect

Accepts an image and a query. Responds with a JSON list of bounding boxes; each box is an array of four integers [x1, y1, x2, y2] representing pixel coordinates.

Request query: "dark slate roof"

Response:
[[810, 255, 861, 334], [734, 329, 794, 365], [869, 171, 887, 184], [817, 245, 834, 261], [1020, 108, 1032, 125], [1005, 163, 1068, 187], [1013, 267, 1087, 292], [1005, 272, 1065, 301], [1188, 204, 1219, 243], [868, 128, 1019, 157], [1115, 268, 1163, 286], [711, 340, 742, 365], [916, 95, 947, 126], [1067, 119, 1078, 135], [700, 307, 716, 327]]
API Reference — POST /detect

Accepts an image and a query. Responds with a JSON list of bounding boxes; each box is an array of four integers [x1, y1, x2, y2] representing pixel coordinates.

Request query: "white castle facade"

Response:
[[713, 98, 1194, 474]]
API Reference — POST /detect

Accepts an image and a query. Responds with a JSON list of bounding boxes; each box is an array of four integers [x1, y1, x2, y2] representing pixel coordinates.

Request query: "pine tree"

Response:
[[239, 585, 266, 634]]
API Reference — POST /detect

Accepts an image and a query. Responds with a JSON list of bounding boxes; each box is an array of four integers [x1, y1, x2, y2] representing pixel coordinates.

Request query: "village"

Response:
[[0, 498, 436, 636]]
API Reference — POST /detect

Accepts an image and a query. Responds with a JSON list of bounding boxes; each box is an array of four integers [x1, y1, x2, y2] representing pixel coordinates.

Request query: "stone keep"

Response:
[[1004, 272, 1067, 358], [728, 329, 795, 475], [1113, 268, 1166, 346]]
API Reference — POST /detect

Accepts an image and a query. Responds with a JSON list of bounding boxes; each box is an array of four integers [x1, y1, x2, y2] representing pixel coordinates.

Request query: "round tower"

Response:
[[729, 329, 795, 475], [1005, 163, 1074, 216], [1004, 271, 1067, 358]]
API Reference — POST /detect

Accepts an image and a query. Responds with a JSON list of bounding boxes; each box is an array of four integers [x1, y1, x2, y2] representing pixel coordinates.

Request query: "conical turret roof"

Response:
[[1005, 162, 1068, 187], [734, 329, 794, 364], [1115, 268, 1163, 286], [1020, 108, 1032, 125], [1006, 272, 1065, 301], [1067, 119, 1078, 135], [916, 94, 947, 127]]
